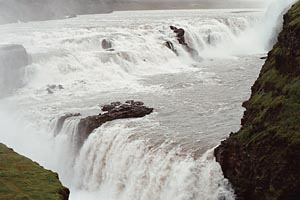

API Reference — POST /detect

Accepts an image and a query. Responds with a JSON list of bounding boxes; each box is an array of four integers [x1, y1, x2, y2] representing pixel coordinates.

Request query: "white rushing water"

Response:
[[0, 1, 296, 199]]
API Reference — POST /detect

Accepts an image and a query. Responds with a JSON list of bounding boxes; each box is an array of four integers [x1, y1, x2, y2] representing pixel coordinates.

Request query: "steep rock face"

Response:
[[215, 2, 300, 200], [0, 143, 69, 200], [0, 45, 29, 97]]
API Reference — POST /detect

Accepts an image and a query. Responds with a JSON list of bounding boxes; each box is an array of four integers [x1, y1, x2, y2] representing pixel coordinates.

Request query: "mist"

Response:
[[0, 0, 264, 24], [0, 0, 114, 24]]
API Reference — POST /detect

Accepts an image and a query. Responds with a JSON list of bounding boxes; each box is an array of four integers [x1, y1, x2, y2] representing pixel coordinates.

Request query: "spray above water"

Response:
[[261, 0, 298, 50], [231, 0, 298, 54]]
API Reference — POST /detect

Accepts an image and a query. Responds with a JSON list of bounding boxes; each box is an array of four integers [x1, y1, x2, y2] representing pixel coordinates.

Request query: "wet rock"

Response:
[[102, 101, 122, 112], [101, 39, 113, 50], [183, 45, 202, 61], [0, 44, 29, 97], [54, 113, 81, 135], [125, 100, 144, 106], [46, 84, 64, 94], [169, 26, 201, 60], [78, 101, 153, 144], [47, 88, 54, 94], [164, 41, 178, 55], [48, 85, 57, 90], [170, 26, 186, 45]]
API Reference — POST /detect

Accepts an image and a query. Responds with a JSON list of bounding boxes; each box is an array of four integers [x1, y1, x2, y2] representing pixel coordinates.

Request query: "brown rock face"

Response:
[[215, 2, 300, 200], [77, 101, 153, 145]]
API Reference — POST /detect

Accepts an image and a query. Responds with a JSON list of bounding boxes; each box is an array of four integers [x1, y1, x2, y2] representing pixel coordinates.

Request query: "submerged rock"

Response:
[[215, 2, 300, 200], [0, 44, 29, 97], [77, 101, 153, 144]]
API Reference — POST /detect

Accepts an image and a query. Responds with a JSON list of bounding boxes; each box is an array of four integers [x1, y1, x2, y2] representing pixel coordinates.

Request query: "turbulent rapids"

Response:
[[0, 1, 296, 199]]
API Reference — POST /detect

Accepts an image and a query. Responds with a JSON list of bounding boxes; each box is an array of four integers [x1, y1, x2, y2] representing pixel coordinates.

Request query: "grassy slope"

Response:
[[0, 143, 69, 200]]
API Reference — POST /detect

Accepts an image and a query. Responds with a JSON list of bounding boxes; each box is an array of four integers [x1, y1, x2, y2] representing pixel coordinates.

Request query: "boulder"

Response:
[[77, 101, 153, 145], [170, 26, 186, 45], [0, 45, 29, 97], [101, 39, 113, 50], [46, 84, 64, 94], [169, 26, 201, 60]]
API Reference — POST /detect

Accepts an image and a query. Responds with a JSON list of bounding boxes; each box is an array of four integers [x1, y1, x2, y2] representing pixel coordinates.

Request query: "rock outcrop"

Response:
[[215, 2, 300, 200], [0, 45, 29, 97], [101, 39, 113, 50], [46, 84, 64, 94], [77, 100, 153, 145], [168, 26, 201, 61], [0, 143, 69, 200]]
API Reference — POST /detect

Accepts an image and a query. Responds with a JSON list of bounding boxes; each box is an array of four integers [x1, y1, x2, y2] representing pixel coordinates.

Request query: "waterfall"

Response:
[[52, 118, 235, 200], [0, 3, 296, 199]]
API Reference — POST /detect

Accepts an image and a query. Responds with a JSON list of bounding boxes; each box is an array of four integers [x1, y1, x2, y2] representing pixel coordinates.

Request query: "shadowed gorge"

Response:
[[215, 1, 300, 199]]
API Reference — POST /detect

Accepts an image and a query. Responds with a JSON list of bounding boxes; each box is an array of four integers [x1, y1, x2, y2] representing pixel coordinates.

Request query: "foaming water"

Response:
[[0, 5, 292, 199], [260, 0, 298, 50], [231, 0, 298, 54], [0, 9, 260, 94]]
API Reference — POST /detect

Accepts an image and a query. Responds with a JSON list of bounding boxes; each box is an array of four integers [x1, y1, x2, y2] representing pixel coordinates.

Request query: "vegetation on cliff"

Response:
[[0, 143, 69, 200], [215, 2, 300, 200]]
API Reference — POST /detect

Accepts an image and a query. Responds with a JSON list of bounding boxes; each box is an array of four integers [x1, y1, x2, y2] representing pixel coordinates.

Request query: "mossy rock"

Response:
[[215, 2, 300, 200], [0, 143, 69, 200]]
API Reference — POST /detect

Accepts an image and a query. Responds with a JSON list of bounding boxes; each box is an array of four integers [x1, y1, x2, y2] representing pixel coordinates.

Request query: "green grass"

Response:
[[0, 143, 69, 200]]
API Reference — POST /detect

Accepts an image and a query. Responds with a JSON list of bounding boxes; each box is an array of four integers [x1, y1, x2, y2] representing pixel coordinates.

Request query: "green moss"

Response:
[[0, 143, 69, 200], [288, 2, 300, 27], [215, 2, 300, 199]]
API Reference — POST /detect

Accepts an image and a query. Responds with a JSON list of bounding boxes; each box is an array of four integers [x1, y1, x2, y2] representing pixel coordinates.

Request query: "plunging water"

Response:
[[0, 1, 296, 199]]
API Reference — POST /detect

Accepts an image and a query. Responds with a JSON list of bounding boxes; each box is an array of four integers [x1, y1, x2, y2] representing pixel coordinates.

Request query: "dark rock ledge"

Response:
[[75, 100, 153, 145]]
